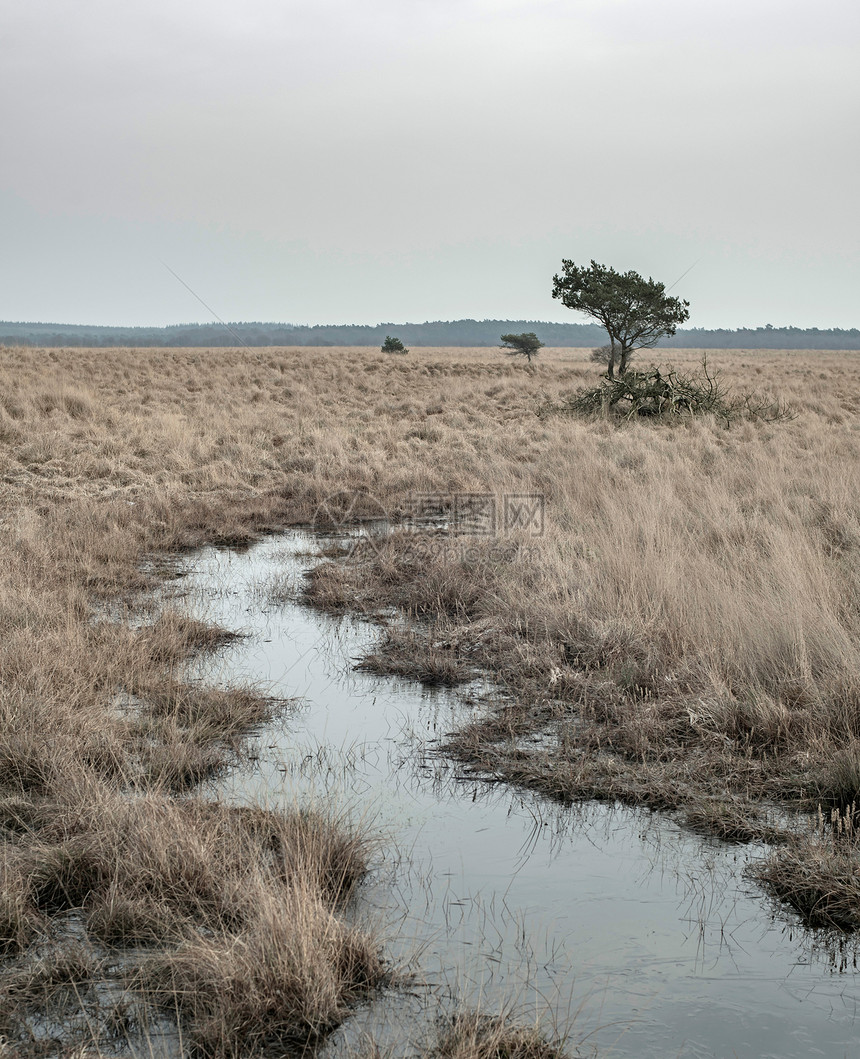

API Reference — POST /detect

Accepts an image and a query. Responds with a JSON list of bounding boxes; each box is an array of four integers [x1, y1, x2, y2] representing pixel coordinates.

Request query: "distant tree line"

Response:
[[659, 325, 860, 350], [2, 319, 859, 350]]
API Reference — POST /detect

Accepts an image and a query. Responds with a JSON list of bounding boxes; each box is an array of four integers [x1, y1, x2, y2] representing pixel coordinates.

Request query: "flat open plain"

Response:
[[2, 344, 860, 1055]]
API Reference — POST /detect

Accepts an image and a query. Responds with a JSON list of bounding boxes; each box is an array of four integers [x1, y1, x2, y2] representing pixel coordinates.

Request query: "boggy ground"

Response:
[[1, 343, 859, 1054]]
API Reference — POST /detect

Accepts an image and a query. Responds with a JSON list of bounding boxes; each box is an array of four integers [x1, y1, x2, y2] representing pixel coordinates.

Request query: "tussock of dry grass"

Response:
[[430, 1011, 568, 1059], [753, 805, 860, 932], [808, 743, 860, 811], [352, 1009, 573, 1059], [13, 790, 371, 921], [356, 625, 474, 687], [2, 784, 380, 1054], [137, 885, 385, 1057]]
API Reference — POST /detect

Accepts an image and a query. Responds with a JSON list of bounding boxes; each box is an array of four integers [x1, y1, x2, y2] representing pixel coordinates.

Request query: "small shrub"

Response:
[[381, 336, 408, 354], [557, 358, 793, 425]]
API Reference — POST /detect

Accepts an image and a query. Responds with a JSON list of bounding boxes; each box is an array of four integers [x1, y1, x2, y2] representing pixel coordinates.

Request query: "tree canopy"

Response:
[[499, 332, 544, 363], [381, 335, 408, 354], [551, 260, 690, 377]]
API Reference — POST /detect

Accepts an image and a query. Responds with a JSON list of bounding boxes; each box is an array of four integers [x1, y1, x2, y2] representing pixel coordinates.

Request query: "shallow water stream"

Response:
[[176, 532, 859, 1058]]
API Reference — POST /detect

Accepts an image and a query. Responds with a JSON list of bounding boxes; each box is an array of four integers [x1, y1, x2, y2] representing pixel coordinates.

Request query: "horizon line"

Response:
[[2, 318, 858, 333]]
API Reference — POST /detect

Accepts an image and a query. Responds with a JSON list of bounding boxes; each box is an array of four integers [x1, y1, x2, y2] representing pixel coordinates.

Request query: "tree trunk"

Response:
[[607, 340, 617, 379], [619, 345, 632, 375]]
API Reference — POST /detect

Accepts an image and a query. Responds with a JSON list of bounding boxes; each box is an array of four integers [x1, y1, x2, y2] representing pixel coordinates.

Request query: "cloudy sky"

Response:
[[2, 0, 858, 328]]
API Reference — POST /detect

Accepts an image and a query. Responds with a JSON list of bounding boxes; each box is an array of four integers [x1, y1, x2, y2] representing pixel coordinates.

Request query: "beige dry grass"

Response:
[[430, 1010, 569, 1059], [1, 340, 860, 1055], [753, 804, 860, 933]]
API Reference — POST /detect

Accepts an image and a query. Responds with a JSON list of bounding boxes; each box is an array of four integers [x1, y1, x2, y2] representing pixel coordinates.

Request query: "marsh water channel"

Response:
[[173, 530, 859, 1058]]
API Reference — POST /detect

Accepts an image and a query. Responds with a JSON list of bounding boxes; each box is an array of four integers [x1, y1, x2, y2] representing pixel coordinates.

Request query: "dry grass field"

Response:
[[2, 342, 860, 1053]]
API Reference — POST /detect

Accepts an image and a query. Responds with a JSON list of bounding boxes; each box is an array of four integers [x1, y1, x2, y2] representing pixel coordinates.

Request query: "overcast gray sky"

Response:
[[2, 0, 858, 328]]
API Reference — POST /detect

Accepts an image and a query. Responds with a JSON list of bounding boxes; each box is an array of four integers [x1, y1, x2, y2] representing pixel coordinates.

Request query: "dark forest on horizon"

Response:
[[2, 318, 859, 350]]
